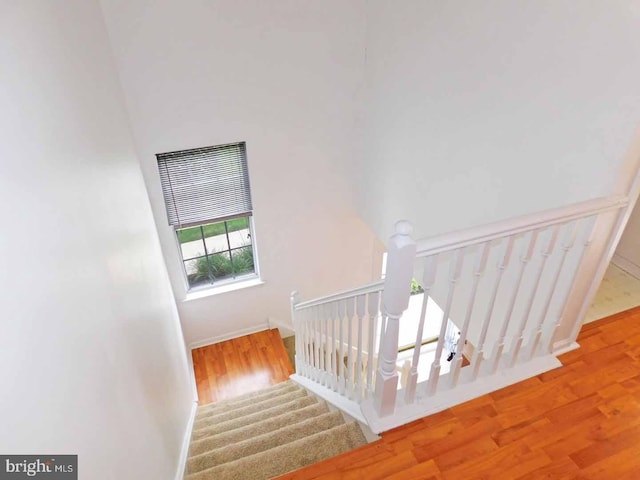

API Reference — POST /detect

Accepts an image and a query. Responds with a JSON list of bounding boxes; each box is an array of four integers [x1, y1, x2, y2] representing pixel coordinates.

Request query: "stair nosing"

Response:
[[189, 401, 330, 456], [187, 411, 345, 473], [196, 381, 297, 417], [185, 421, 366, 480], [191, 395, 318, 440], [193, 389, 307, 430]]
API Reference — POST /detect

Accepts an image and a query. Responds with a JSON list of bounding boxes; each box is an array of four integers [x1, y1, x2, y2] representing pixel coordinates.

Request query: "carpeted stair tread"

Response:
[[189, 401, 330, 457], [187, 411, 345, 473], [186, 421, 367, 480], [193, 389, 307, 430], [196, 382, 298, 419], [192, 396, 317, 440]]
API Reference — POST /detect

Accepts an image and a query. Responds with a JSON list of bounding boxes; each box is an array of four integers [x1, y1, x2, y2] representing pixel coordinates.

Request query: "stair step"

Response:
[[193, 388, 307, 430], [189, 401, 330, 457], [186, 421, 367, 480], [187, 411, 345, 473], [195, 381, 298, 419], [191, 395, 318, 441]]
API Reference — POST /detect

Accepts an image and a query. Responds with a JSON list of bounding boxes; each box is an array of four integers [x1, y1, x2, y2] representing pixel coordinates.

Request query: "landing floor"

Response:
[[191, 328, 293, 404], [277, 307, 640, 479]]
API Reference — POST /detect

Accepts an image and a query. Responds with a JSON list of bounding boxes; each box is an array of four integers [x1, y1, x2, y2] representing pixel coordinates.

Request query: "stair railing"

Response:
[[291, 280, 384, 403], [292, 195, 628, 433]]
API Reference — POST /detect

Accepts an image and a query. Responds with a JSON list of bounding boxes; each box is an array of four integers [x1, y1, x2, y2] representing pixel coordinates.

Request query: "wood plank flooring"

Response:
[[275, 306, 640, 480], [192, 328, 293, 404], [192, 309, 640, 478]]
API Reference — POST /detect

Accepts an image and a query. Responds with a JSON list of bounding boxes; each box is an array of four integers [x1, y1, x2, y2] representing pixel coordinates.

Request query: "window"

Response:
[[157, 142, 257, 290]]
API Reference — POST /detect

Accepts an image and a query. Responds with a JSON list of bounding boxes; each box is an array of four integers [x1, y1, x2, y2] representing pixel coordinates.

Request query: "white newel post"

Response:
[[290, 291, 300, 373], [373, 221, 417, 417]]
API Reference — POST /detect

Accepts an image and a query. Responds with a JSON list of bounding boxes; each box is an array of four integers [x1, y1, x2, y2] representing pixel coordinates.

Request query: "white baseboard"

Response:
[[267, 317, 295, 337], [186, 347, 199, 403], [175, 401, 198, 480], [188, 324, 270, 350], [611, 254, 640, 280], [551, 341, 580, 356]]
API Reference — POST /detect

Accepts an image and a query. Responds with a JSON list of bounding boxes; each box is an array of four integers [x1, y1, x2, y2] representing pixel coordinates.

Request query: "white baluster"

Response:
[[450, 243, 490, 387], [546, 220, 585, 352], [373, 221, 417, 416], [400, 360, 411, 388], [299, 307, 308, 376], [338, 299, 346, 394], [318, 305, 331, 385], [471, 238, 515, 380], [405, 255, 438, 404], [324, 304, 333, 388], [367, 291, 380, 397], [527, 224, 563, 360], [330, 302, 338, 391], [311, 308, 318, 380], [311, 307, 322, 383], [491, 231, 538, 373], [303, 308, 312, 376], [376, 313, 386, 374], [356, 294, 366, 401], [510, 228, 552, 367], [426, 249, 464, 396], [346, 297, 355, 399], [290, 291, 300, 373]]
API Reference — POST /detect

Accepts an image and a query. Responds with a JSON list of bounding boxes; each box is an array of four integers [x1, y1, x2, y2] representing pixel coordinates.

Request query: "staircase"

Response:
[[185, 381, 367, 480]]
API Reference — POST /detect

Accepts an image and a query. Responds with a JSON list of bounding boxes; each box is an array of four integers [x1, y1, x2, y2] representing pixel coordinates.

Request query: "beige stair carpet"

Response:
[[282, 335, 296, 371], [186, 381, 367, 480]]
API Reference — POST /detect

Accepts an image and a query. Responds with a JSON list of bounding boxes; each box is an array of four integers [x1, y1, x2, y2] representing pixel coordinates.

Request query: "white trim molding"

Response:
[[267, 317, 295, 337], [611, 253, 640, 280], [188, 324, 270, 350], [175, 401, 198, 480], [183, 278, 265, 302]]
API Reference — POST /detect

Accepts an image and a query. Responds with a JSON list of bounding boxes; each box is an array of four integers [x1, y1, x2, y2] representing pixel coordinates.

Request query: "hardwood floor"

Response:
[[192, 310, 640, 478], [192, 328, 293, 404], [275, 306, 640, 480]]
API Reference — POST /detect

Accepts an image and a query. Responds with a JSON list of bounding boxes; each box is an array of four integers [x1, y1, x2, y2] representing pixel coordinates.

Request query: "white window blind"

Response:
[[156, 142, 253, 227]]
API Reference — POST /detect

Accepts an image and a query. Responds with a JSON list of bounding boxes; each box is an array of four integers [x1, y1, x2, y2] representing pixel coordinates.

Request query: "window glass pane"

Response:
[[185, 256, 212, 289], [201, 217, 252, 253], [228, 217, 249, 231], [227, 224, 251, 250], [201, 222, 228, 239], [208, 252, 233, 281], [203, 230, 230, 255], [181, 240, 206, 261], [177, 216, 256, 290], [231, 246, 254, 275], [177, 226, 203, 244], [178, 225, 206, 261]]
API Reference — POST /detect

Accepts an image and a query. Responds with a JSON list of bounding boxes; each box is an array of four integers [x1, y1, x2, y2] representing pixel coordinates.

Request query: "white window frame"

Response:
[[156, 142, 260, 293]]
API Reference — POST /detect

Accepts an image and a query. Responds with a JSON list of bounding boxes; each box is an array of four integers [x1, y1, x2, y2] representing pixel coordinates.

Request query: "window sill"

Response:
[[183, 277, 265, 302]]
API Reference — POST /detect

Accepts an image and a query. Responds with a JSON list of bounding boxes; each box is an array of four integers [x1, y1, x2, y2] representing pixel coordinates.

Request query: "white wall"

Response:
[[0, 2, 193, 479], [358, 0, 640, 241], [614, 199, 640, 278], [99, 0, 383, 345]]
